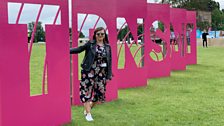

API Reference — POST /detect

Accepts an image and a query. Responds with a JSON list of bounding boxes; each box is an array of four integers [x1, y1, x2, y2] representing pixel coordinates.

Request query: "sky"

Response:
[[216, 0, 224, 9], [7, 0, 224, 36], [8, 3, 61, 25]]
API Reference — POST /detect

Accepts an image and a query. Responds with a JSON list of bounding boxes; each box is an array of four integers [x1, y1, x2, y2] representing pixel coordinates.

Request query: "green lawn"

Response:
[[30, 43, 46, 95], [66, 46, 224, 126], [30, 44, 224, 125]]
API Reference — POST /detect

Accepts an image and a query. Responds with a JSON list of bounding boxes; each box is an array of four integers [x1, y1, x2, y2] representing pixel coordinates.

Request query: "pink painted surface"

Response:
[[28, 5, 43, 61], [88, 18, 100, 40], [186, 11, 197, 65], [170, 8, 187, 71], [0, 4, 5, 125], [0, 80, 2, 126], [145, 4, 171, 78], [118, 44, 147, 89], [72, 0, 118, 105], [0, 0, 198, 125], [116, 0, 148, 89], [16, 3, 24, 24], [0, 1, 71, 126], [89, 29, 94, 40]]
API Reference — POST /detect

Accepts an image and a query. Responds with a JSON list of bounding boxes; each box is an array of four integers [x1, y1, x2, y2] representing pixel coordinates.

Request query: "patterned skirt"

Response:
[[79, 63, 107, 103]]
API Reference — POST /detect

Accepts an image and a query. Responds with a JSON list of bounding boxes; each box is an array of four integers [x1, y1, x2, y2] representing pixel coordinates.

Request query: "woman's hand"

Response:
[[106, 76, 112, 83], [106, 80, 111, 83], [106, 75, 113, 83]]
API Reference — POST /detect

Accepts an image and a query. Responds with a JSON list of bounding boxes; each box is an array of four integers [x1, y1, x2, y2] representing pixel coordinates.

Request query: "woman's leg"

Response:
[[90, 101, 98, 109], [80, 69, 94, 115], [84, 102, 92, 114], [84, 101, 94, 121]]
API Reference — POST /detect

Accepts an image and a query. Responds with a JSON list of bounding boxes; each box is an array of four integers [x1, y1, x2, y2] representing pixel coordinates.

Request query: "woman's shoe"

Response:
[[85, 113, 94, 121]]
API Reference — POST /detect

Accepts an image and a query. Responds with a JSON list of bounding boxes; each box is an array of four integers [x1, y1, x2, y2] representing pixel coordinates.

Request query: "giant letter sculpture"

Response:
[[186, 11, 197, 65], [71, 0, 118, 105], [0, 0, 197, 125], [0, 0, 71, 125], [116, 0, 148, 89], [145, 4, 171, 78], [170, 8, 187, 70]]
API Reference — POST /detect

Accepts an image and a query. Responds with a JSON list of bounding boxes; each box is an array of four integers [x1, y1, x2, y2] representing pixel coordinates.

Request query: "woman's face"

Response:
[[95, 30, 105, 42]]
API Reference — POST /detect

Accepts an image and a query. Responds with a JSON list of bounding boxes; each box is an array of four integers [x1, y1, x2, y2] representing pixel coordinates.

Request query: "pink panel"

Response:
[[116, 0, 147, 89], [144, 4, 171, 78], [118, 44, 147, 89], [0, 1, 71, 126], [116, 0, 146, 18], [170, 8, 187, 71], [72, 0, 118, 105], [4, 0, 64, 4], [89, 29, 94, 40], [0, 2, 7, 24], [0, 19, 3, 121], [0, 79, 2, 126], [186, 11, 197, 65]]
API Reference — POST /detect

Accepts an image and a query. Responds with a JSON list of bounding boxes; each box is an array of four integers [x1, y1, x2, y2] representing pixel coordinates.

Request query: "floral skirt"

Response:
[[79, 66, 107, 103]]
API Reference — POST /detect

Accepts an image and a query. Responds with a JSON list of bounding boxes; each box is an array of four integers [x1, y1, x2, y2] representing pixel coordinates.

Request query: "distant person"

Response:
[[150, 27, 156, 42], [202, 30, 209, 48], [70, 27, 113, 121], [28, 33, 31, 42], [186, 27, 192, 45], [170, 31, 176, 45]]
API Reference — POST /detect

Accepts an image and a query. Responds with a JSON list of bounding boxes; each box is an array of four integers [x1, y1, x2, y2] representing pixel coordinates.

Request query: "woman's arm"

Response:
[[107, 45, 112, 80], [70, 42, 89, 54]]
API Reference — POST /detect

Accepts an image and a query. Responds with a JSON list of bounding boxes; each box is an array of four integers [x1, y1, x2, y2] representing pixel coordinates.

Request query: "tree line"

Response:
[[160, 0, 224, 31], [28, 22, 85, 43]]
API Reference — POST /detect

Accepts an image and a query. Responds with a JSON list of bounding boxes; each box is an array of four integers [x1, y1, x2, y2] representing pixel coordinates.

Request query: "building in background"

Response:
[[197, 11, 212, 24]]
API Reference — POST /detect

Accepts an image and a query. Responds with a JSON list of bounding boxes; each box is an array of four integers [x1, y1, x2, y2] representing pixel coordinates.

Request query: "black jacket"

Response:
[[70, 40, 112, 80], [202, 32, 209, 41]]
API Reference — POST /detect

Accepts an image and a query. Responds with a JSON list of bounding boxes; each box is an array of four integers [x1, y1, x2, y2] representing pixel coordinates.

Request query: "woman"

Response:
[[70, 27, 112, 121]]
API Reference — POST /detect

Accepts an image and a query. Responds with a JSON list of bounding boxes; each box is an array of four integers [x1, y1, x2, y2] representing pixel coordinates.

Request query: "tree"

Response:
[[137, 23, 144, 36], [212, 8, 224, 30], [117, 24, 146, 41], [160, 0, 220, 12], [160, 0, 223, 31], [197, 21, 210, 31], [158, 22, 165, 32], [28, 22, 45, 42], [69, 28, 85, 38], [117, 25, 129, 41], [207, 1, 220, 11], [79, 31, 85, 38]]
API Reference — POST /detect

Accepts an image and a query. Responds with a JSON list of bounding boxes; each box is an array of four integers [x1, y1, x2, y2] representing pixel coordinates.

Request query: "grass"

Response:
[[30, 44, 224, 126], [30, 43, 46, 95], [117, 44, 143, 68]]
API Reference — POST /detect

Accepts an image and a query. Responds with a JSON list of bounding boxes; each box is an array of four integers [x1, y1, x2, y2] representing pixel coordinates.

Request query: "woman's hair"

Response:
[[92, 27, 109, 43]]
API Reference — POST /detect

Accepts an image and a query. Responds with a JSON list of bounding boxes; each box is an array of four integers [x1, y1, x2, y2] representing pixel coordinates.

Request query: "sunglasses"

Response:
[[96, 33, 105, 36]]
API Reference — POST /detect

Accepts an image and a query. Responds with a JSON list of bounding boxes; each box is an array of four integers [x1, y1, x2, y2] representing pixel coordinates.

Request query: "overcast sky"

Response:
[[216, 0, 224, 9], [7, 0, 224, 36]]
